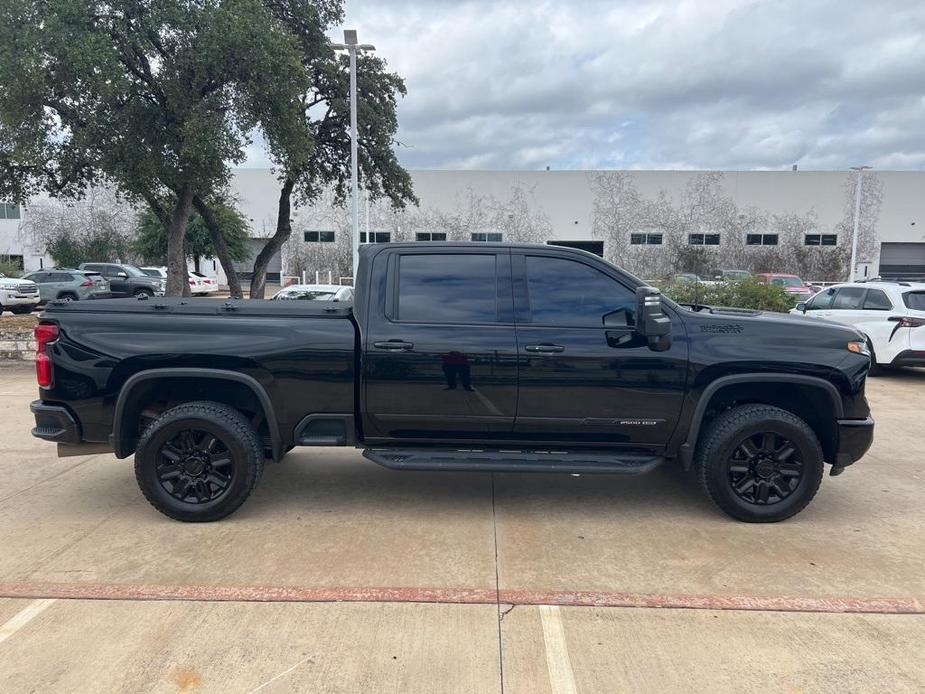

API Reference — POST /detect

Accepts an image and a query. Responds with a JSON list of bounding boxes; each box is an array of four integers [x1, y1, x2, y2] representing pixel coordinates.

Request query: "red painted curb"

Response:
[[0, 581, 922, 615]]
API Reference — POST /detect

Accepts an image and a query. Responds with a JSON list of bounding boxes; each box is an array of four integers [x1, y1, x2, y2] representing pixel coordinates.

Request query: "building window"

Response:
[[360, 231, 391, 243], [746, 233, 778, 246], [303, 231, 335, 243], [471, 232, 502, 243], [1, 254, 24, 270], [689, 233, 720, 246], [416, 232, 447, 241], [804, 234, 837, 246], [630, 233, 663, 245], [0, 203, 21, 219]]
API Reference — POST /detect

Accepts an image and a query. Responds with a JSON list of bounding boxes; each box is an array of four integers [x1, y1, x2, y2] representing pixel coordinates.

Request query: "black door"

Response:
[[363, 249, 518, 442], [511, 251, 687, 448], [90, 264, 130, 296]]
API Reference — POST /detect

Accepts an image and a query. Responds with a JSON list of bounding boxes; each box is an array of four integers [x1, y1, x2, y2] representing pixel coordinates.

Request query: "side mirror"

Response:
[[795, 302, 807, 313], [117, 272, 128, 278], [635, 286, 672, 351]]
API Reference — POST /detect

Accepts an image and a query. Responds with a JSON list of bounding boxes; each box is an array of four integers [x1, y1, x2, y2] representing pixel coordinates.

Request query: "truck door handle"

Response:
[[374, 340, 414, 351], [525, 344, 565, 354]]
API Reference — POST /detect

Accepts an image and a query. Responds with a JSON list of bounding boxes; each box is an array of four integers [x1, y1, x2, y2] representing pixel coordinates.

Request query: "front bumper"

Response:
[[0, 291, 40, 307], [831, 416, 874, 474], [31, 400, 81, 444]]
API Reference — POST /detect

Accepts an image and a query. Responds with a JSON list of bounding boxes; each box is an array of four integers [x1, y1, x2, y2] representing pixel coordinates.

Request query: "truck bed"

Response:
[[39, 297, 358, 450]]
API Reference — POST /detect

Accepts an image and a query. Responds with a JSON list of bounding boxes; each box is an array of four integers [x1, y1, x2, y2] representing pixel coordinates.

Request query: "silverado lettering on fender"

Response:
[[30, 243, 874, 522]]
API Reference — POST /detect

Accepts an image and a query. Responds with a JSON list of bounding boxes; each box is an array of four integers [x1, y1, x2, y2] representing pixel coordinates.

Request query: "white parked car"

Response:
[[271, 284, 354, 302], [790, 280, 925, 373], [0, 272, 41, 314], [140, 267, 219, 295], [189, 271, 219, 294]]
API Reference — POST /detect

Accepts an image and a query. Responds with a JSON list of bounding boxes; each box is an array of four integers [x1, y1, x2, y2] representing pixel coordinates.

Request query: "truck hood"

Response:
[[683, 305, 864, 342], [0, 277, 37, 288]]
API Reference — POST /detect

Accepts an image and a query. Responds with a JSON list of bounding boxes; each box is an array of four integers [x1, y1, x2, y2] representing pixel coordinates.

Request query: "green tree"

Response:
[[249, 9, 416, 298], [0, 0, 311, 296], [134, 202, 251, 270]]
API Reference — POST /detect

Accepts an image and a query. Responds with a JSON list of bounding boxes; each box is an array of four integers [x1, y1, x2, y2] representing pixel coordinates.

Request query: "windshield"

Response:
[[121, 265, 146, 277], [725, 271, 751, 279], [771, 276, 804, 287], [140, 268, 162, 277], [276, 289, 338, 301]]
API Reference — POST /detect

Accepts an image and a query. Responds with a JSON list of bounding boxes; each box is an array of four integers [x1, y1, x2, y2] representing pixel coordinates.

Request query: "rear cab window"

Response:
[[863, 289, 892, 310], [396, 253, 499, 323]]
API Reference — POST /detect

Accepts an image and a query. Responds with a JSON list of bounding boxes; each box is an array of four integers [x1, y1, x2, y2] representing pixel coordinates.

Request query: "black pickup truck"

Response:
[[30, 243, 874, 523]]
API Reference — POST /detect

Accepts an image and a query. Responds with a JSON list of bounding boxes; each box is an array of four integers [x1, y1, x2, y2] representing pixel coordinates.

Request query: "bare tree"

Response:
[[285, 184, 552, 281], [18, 188, 138, 267]]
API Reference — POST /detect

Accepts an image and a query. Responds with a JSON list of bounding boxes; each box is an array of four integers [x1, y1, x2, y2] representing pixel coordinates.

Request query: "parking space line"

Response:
[[0, 599, 56, 646], [538, 605, 578, 694], [0, 582, 922, 615]]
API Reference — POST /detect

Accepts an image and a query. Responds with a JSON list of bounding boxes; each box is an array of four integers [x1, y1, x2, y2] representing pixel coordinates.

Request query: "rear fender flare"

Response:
[[112, 368, 280, 460]]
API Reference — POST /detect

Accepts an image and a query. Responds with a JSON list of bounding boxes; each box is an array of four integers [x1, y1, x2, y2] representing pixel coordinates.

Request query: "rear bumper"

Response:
[[832, 416, 874, 474], [30, 401, 81, 444], [890, 350, 925, 367]]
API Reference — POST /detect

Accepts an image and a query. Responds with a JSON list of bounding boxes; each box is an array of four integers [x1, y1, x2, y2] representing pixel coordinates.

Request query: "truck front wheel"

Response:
[[695, 404, 824, 522], [134, 401, 263, 522]]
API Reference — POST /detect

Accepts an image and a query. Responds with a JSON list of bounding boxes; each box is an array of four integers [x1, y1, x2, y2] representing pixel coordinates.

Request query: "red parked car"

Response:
[[756, 273, 814, 302]]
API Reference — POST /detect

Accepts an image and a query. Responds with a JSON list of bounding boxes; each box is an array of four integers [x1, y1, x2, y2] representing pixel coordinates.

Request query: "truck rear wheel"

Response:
[[695, 404, 824, 522], [134, 401, 262, 522]]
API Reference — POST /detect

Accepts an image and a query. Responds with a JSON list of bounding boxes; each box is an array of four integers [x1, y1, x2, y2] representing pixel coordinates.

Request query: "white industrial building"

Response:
[[4, 168, 925, 283]]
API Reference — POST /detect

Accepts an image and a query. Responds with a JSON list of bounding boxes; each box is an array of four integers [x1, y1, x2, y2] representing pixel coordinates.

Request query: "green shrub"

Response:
[[653, 277, 794, 313]]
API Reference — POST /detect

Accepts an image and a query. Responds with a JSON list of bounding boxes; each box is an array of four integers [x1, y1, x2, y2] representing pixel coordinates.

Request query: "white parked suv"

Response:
[[790, 280, 925, 372], [0, 272, 41, 314]]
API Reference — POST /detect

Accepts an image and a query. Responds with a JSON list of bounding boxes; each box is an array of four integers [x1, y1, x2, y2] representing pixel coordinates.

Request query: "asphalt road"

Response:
[[1, 364, 924, 693]]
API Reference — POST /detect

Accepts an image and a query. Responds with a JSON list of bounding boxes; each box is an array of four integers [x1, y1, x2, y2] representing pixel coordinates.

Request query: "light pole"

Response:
[[331, 30, 375, 280], [849, 165, 871, 281]]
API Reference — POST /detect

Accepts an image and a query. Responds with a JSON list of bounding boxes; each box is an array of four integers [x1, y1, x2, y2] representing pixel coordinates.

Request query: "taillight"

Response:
[[80, 279, 94, 287], [34, 322, 59, 387], [889, 316, 925, 328], [188, 279, 195, 285]]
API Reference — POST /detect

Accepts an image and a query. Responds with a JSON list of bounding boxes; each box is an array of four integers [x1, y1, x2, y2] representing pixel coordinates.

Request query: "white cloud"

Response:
[[276, 0, 925, 171]]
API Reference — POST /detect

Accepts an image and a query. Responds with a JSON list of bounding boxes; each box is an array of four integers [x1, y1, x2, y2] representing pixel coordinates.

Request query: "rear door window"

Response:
[[397, 254, 498, 323], [832, 287, 866, 310], [863, 289, 892, 310]]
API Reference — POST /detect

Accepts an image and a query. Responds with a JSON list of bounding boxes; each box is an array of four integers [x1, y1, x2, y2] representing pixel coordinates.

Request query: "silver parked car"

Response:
[[21, 269, 111, 303]]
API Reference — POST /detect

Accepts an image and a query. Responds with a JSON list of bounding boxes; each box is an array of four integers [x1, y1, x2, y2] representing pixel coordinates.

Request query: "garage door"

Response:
[[879, 242, 925, 281]]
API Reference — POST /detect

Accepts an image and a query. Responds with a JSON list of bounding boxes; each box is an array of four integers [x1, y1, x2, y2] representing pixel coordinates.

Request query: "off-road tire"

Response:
[[133, 287, 154, 298], [134, 401, 262, 522], [695, 404, 824, 522]]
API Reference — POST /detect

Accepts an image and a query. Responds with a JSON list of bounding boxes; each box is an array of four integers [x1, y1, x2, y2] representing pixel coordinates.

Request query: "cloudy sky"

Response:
[[255, 0, 925, 171]]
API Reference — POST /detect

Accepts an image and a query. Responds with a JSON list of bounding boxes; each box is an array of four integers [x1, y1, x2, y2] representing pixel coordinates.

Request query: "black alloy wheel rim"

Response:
[[727, 431, 803, 505], [156, 429, 234, 504]]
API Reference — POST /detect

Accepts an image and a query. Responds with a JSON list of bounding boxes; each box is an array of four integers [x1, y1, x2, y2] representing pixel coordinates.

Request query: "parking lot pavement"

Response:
[[2, 363, 925, 692]]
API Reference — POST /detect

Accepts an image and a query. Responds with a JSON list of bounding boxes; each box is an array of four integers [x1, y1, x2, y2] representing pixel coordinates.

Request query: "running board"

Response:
[[362, 447, 665, 474]]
